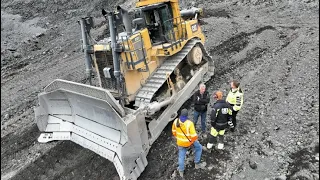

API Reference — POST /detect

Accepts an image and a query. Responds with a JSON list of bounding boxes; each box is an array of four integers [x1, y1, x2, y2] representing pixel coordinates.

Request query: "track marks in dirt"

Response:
[[1, 125, 40, 178], [204, 8, 232, 18], [3, 0, 121, 23], [1, 93, 39, 136], [209, 25, 276, 76], [210, 26, 275, 56], [11, 141, 118, 180], [1, 125, 39, 162], [286, 144, 319, 179], [1, 61, 30, 77]]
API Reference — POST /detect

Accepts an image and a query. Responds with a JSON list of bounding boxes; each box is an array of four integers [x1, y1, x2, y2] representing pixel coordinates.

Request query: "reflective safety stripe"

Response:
[[226, 88, 243, 111], [176, 132, 197, 137], [210, 127, 225, 137], [186, 122, 190, 136], [176, 132, 191, 136], [236, 96, 241, 104], [172, 118, 197, 147], [176, 137, 191, 142]]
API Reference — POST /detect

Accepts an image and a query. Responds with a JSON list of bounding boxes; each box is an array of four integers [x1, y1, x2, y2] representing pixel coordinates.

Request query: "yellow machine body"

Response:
[[93, 0, 205, 103]]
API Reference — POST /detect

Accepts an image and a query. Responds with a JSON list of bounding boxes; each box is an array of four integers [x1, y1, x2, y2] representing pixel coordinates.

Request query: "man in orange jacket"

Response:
[[172, 109, 206, 178]]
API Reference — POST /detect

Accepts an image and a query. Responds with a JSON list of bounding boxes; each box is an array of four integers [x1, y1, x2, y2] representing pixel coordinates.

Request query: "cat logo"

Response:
[[191, 23, 198, 32], [132, 36, 141, 43]]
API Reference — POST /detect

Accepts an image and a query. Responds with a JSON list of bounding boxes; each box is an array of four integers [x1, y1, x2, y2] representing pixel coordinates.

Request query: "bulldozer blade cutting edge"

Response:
[[35, 79, 149, 179]]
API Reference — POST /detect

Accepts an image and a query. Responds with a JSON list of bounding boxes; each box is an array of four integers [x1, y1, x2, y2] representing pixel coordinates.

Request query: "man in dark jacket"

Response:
[[207, 91, 232, 150], [193, 83, 210, 133]]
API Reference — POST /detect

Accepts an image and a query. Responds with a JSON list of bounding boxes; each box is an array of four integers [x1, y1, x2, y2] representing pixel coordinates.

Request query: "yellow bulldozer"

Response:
[[35, 0, 214, 179]]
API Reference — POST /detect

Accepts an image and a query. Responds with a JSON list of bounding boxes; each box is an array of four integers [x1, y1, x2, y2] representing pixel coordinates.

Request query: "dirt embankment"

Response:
[[1, 0, 319, 180]]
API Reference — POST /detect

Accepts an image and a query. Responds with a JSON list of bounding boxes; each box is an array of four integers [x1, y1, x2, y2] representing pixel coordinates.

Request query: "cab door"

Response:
[[158, 4, 174, 42]]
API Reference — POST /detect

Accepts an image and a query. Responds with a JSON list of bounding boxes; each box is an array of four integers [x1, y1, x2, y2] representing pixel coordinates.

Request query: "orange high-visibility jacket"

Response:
[[172, 118, 198, 147]]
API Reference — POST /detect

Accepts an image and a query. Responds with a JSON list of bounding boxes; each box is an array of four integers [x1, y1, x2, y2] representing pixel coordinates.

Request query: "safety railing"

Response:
[[120, 32, 149, 72]]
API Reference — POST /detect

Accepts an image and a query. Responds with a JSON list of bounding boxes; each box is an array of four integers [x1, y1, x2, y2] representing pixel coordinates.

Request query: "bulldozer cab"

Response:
[[135, 3, 174, 44]]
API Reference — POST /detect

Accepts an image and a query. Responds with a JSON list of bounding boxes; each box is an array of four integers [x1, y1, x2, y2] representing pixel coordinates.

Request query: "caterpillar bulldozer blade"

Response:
[[35, 79, 149, 179]]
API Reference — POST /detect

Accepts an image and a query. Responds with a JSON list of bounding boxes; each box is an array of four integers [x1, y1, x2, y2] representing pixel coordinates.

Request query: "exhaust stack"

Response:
[[117, 6, 132, 36], [102, 9, 123, 102], [79, 17, 93, 85]]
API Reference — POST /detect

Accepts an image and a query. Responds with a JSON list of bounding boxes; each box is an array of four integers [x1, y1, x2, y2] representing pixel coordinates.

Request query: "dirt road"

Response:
[[1, 0, 319, 179]]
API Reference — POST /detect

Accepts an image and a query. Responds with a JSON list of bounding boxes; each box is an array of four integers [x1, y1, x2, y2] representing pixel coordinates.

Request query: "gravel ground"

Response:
[[1, 0, 319, 180]]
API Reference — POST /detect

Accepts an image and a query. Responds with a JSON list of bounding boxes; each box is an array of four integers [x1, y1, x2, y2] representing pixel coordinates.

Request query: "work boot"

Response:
[[218, 135, 224, 146], [195, 162, 207, 169], [206, 143, 214, 149], [217, 143, 224, 150], [179, 170, 184, 178]]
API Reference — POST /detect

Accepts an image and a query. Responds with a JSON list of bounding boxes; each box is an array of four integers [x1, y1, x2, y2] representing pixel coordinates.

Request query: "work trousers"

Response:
[[178, 140, 202, 171], [193, 111, 207, 132], [231, 110, 238, 129], [208, 127, 225, 144]]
